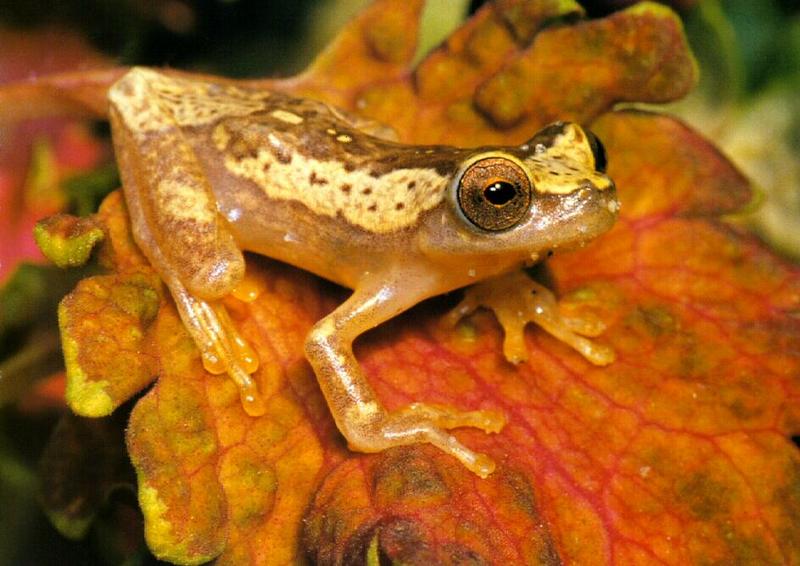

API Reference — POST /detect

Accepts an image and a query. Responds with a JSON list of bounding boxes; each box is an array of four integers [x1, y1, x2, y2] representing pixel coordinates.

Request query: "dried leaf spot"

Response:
[[60, 272, 161, 417], [363, 12, 416, 65], [675, 473, 734, 521], [34, 214, 105, 268], [219, 449, 278, 526], [475, 76, 530, 129], [373, 448, 450, 505], [373, 518, 437, 564], [629, 306, 678, 337]]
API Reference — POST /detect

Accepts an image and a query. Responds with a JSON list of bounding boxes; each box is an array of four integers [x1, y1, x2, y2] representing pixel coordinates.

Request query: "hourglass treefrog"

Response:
[[107, 67, 618, 477]]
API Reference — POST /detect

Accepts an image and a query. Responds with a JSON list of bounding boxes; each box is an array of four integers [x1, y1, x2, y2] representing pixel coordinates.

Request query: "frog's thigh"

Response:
[[305, 281, 505, 478], [108, 69, 244, 300]]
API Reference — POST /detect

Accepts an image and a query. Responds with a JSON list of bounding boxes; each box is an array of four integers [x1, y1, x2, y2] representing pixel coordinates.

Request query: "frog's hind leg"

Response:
[[108, 69, 263, 414], [108, 68, 246, 301], [305, 278, 506, 478]]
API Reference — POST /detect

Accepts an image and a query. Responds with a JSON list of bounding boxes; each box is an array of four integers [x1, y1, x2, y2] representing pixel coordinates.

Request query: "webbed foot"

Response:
[[174, 287, 265, 416], [446, 271, 615, 366], [345, 402, 506, 478]]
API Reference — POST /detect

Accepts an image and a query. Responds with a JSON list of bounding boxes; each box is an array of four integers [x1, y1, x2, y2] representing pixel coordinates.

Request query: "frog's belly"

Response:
[[216, 185, 410, 289]]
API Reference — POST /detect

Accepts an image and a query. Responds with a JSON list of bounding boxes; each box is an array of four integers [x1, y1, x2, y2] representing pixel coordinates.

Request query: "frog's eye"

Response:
[[457, 157, 532, 231], [584, 128, 607, 173]]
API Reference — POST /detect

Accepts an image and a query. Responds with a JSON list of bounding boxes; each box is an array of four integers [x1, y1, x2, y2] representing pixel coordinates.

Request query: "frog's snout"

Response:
[[564, 178, 619, 239]]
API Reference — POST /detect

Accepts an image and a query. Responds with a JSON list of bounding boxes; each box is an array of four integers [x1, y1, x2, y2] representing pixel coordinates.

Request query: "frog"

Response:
[[102, 67, 618, 478]]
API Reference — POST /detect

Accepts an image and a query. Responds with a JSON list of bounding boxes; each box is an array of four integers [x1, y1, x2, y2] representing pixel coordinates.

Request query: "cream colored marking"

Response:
[[336, 134, 353, 143], [270, 109, 304, 125], [110, 67, 265, 134], [156, 177, 215, 223], [522, 124, 613, 195], [326, 128, 337, 135], [224, 148, 447, 233], [212, 123, 230, 151]]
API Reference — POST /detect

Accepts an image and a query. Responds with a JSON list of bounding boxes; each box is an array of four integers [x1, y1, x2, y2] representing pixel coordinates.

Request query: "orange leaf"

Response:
[[282, 0, 697, 145], [15, 1, 800, 564]]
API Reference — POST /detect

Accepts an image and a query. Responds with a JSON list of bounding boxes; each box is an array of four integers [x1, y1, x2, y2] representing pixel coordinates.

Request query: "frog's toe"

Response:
[[442, 294, 481, 328], [449, 270, 615, 367], [569, 336, 616, 366], [401, 402, 507, 434], [561, 312, 606, 338], [499, 326, 529, 364], [373, 409, 501, 478], [176, 291, 265, 416]]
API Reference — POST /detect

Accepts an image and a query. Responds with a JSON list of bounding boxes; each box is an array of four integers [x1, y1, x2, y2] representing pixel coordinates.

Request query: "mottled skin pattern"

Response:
[[107, 67, 618, 476]]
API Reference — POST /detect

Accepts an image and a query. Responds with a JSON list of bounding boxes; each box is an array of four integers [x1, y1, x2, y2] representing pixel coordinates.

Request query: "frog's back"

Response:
[[110, 68, 469, 285], [187, 88, 467, 284]]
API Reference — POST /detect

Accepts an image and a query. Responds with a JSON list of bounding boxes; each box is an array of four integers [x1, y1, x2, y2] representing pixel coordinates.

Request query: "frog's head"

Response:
[[418, 122, 618, 270]]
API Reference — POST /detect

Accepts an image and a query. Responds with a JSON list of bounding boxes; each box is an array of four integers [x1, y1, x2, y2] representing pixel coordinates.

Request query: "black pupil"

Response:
[[483, 181, 517, 206]]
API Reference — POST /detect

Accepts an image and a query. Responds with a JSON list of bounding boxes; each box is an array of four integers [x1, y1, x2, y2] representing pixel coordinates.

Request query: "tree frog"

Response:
[[107, 67, 618, 477]]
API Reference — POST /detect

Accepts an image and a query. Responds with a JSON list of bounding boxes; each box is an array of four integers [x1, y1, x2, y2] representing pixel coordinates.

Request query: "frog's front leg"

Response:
[[107, 69, 264, 414], [446, 271, 615, 366], [305, 275, 506, 478]]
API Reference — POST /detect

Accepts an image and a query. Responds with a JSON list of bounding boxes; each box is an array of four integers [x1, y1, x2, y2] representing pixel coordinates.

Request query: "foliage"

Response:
[[1, 1, 798, 564]]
